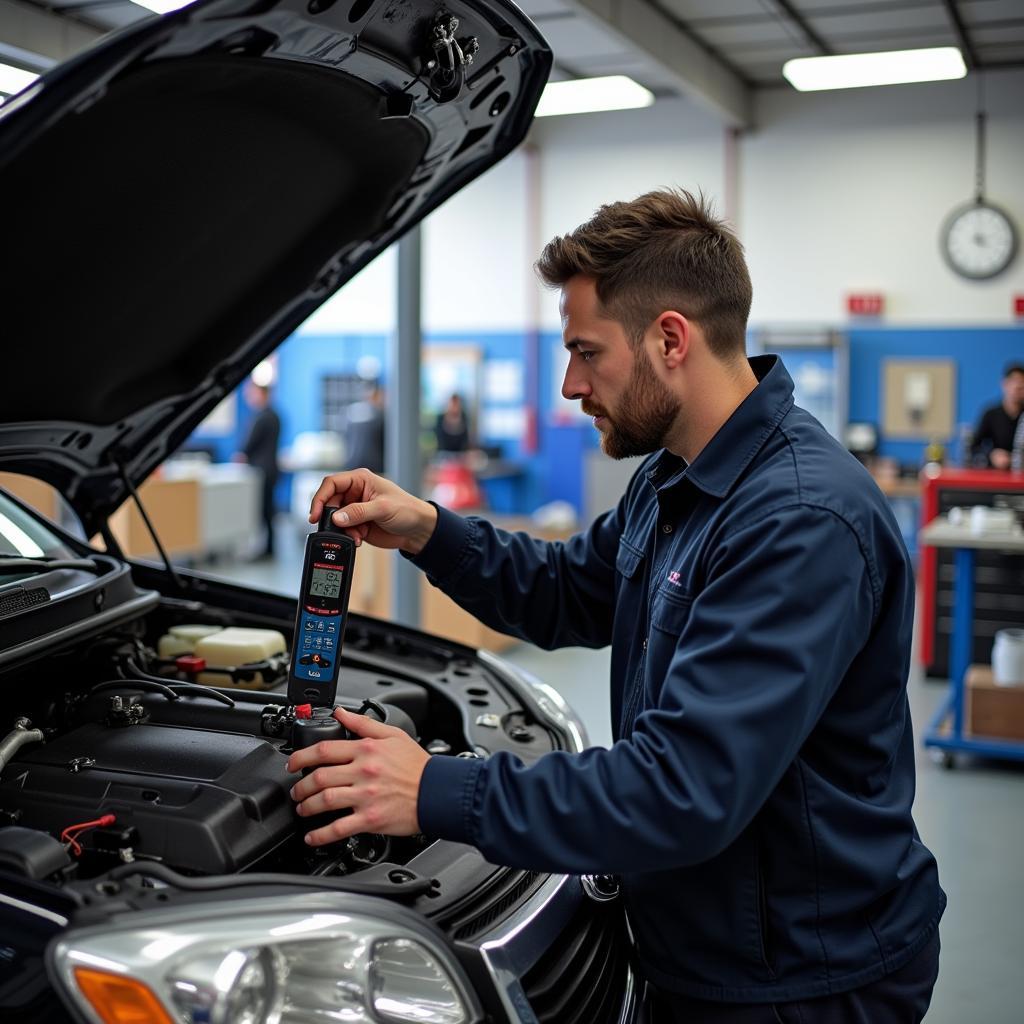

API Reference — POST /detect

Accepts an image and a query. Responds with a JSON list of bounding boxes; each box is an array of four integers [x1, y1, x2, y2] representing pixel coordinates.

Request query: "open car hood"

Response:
[[0, 0, 550, 537]]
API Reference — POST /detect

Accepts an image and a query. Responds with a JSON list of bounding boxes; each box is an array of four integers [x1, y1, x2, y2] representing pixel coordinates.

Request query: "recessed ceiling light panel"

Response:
[[783, 47, 967, 92], [534, 75, 654, 117]]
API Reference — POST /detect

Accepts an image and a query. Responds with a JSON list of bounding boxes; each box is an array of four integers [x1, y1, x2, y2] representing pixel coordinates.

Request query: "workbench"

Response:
[[918, 469, 1024, 677], [919, 516, 1024, 765]]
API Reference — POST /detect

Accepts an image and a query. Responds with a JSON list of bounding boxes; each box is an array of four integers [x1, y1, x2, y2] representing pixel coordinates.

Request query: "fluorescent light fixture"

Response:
[[129, 0, 193, 13], [0, 62, 39, 99], [783, 47, 966, 91], [535, 75, 654, 117]]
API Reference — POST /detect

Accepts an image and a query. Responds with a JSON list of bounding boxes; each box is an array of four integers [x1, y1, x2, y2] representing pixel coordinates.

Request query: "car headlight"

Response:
[[49, 892, 476, 1024]]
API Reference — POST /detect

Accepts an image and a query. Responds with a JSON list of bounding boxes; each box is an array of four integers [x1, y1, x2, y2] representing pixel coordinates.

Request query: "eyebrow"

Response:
[[563, 337, 597, 352]]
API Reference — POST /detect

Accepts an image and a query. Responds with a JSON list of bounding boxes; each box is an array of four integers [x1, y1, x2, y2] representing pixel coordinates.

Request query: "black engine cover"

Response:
[[0, 722, 295, 874]]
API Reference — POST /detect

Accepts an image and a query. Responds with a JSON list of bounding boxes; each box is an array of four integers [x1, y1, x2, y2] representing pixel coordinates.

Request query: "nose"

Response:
[[561, 358, 590, 402]]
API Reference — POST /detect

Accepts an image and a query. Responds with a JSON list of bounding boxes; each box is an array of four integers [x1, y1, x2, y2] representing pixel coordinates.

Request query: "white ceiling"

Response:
[[4, 0, 1024, 124]]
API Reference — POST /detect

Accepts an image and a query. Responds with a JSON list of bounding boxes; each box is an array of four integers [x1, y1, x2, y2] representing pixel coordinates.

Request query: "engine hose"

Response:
[[0, 718, 44, 771]]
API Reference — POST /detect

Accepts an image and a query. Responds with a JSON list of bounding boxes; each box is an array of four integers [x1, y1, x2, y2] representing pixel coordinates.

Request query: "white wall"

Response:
[[298, 248, 396, 335], [423, 150, 533, 334], [298, 148, 534, 337], [743, 70, 1024, 326], [531, 97, 728, 330]]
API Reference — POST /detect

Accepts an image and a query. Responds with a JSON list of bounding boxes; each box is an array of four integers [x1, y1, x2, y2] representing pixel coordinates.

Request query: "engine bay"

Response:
[[0, 567, 560, 891]]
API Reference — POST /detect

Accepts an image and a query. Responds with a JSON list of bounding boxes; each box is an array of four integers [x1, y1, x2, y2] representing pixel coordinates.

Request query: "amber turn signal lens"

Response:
[[73, 967, 175, 1024]]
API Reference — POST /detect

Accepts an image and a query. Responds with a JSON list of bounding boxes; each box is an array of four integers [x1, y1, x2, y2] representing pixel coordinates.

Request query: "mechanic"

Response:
[[288, 190, 945, 1023], [970, 361, 1024, 469]]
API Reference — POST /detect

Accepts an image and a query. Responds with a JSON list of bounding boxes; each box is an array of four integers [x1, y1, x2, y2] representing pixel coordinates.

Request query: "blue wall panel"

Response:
[[185, 325, 1024, 519], [847, 327, 1024, 466]]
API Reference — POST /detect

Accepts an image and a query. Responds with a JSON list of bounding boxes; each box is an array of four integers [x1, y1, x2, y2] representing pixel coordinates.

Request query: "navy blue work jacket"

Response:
[[414, 356, 944, 1002]]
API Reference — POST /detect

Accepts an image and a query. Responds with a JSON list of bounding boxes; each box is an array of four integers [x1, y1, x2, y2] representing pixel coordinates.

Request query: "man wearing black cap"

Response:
[[972, 363, 1024, 469]]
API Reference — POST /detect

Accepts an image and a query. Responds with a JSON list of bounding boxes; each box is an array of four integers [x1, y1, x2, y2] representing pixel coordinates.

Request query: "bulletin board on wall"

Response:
[[882, 359, 956, 439]]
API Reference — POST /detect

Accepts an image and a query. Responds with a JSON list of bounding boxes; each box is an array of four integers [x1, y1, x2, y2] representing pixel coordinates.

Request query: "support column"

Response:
[[388, 228, 423, 628]]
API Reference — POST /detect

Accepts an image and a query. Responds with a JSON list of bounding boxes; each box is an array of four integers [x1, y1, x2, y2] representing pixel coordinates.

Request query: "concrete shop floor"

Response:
[[211, 522, 1023, 1024]]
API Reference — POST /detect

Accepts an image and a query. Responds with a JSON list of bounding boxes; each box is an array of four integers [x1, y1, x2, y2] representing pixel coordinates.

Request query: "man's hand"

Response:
[[991, 448, 1012, 470], [309, 469, 438, 556], [287, 707, 430, 847]]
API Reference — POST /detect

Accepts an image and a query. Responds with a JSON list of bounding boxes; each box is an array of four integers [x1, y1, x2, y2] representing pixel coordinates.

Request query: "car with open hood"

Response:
[[0, 2, 639, 1021]]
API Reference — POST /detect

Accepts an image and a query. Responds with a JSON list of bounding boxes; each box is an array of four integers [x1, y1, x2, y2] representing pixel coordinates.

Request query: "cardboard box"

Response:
[[348, 516, 574, 654], [967, 664, 1024, 741], [107, 478, 201, 560], [0, 472, 61, 522]]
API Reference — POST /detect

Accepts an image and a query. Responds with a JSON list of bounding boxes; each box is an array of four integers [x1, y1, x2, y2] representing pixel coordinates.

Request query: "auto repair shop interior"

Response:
[[1, 0, 1023, 1022]]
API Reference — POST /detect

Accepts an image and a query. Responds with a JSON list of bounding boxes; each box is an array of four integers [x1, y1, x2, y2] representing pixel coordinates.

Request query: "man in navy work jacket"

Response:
[[288, 190, 945, 1022]]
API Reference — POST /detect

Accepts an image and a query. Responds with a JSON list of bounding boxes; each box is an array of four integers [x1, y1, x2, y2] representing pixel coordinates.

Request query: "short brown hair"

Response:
[[535, 189, 752, 361]]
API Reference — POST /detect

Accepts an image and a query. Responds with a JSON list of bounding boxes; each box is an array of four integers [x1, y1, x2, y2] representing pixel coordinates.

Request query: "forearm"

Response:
[[410, 506, 616, 650]]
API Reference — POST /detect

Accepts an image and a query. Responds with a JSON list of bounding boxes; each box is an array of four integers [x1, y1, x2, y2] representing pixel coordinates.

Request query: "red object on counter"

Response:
[[918, 469, 1024, 668], [430, 460, 483, 511]]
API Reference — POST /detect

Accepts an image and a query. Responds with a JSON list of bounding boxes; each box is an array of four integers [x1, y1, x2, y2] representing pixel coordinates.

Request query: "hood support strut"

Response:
[[116, 462, 186, 593]]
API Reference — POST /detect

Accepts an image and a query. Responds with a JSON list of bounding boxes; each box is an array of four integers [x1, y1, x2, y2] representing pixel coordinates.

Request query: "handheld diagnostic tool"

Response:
[[287, 507, 356, 707]]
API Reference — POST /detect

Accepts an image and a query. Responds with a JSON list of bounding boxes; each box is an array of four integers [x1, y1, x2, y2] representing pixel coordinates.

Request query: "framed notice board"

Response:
[[882, 359, 955, 439]]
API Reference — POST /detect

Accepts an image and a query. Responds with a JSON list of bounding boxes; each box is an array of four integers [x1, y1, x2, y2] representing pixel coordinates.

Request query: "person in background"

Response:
[[971, 362, 1024, 469], [434, 392, 470, 453], [345, 383, 386, 474], [240, 381, 281, 559]]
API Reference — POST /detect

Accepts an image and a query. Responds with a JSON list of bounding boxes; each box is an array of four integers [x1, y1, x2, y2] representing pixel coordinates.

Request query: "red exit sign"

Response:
[[847, 293, 885, 317]]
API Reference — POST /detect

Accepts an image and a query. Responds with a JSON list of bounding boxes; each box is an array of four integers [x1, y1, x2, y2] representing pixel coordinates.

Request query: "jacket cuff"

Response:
[[417, 754, 484, 844], [406, 504, 474, 583]]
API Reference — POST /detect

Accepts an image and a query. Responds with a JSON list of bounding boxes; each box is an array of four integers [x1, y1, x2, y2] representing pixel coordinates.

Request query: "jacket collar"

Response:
[[646, 355, 795, 500]]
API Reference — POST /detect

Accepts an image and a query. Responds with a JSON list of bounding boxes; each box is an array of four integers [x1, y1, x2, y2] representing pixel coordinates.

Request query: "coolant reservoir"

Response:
[[157, 624, 223, 658], [194, 627, 287, 689]]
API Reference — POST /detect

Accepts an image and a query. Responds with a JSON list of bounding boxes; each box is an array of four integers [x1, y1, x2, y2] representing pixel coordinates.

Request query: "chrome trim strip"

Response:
[[617, 963, 640, 1024], [473, 872, 577, 1023], [0, 891, 68, 927], [471, 869, 637, 1023]]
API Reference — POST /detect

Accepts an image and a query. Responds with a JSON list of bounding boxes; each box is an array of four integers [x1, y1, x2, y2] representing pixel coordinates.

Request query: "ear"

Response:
[[655, 311, 690, 369]]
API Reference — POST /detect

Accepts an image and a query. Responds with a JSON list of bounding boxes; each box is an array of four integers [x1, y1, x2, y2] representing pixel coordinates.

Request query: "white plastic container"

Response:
[[194, 627, 287, 689], [156, 624, 287, 689], [992, 629, 1024, 687], [157, 624, 224, 658]]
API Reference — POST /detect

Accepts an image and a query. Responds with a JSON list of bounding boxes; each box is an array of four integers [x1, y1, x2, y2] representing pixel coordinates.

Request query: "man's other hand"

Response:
[[287, 707, 430, 847], [309, 469, 438, 555]]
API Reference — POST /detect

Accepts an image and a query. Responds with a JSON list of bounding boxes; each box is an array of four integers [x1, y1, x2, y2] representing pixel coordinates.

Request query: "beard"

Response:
[[584, 351, 680, 460]]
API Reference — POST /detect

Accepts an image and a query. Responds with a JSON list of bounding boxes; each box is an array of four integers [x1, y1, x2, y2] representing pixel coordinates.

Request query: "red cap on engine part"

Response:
[[176, 655, 207, 673], [295, 703, 313, 719]]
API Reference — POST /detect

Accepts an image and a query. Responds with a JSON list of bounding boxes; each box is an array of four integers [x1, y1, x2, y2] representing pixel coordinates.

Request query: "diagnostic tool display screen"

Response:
[[309, 566, 343, 599]]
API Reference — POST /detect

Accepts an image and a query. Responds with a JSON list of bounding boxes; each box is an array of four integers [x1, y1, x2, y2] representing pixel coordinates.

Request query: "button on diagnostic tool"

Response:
[[286, 506, 355, 707]]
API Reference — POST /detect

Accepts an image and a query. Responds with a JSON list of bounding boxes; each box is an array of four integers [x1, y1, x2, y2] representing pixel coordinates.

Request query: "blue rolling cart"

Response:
[[919, 516, 1024, 764]]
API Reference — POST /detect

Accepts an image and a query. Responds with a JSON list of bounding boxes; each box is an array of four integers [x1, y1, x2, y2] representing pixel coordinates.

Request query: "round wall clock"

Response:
[[941, 199, 1018, 280]]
